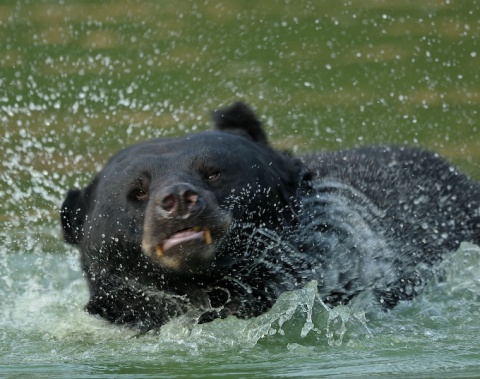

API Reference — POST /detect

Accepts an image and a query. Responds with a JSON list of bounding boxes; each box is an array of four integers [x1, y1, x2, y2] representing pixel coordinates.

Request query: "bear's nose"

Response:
[[156, 183, 205, 218]]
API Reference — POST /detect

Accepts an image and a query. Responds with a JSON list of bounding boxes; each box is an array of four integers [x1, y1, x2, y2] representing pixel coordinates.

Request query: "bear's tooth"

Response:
[[204, 228, 212, 244], [155, 245, 164, 257]]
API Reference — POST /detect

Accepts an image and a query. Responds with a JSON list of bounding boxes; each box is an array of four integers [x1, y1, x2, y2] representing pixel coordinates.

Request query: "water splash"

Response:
[[0, 242, 479, 367], [153, 280, 372, 350]]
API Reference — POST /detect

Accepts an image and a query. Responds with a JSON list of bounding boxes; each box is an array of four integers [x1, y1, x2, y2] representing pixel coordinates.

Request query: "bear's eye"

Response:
[[205, 172, 220, 182], [129, 188, 149, 202]]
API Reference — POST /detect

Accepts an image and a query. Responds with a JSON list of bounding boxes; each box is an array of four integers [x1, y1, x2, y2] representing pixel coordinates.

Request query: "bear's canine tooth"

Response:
[[204, 228, 212, 244], [192, 226, 202, 232], [155, 245, 164, 257]]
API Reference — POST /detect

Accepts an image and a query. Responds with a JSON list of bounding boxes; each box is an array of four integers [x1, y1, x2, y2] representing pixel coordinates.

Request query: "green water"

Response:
[[1, 0, 480, 377]]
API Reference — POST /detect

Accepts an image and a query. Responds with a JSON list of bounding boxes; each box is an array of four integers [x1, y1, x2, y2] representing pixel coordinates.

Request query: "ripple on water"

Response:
[[0, 242, 479, 374]]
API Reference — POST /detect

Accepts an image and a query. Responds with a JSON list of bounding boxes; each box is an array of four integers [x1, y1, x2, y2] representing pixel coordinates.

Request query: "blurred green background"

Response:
[[1, 0, 479, 229]]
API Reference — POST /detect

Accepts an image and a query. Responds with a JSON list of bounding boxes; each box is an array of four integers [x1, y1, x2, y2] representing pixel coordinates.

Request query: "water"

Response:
[[1, 0, 480, 377], [1, 242, 480, 378]]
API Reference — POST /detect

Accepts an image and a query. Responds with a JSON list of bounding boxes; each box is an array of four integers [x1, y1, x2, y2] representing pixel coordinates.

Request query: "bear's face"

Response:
[[61, 106, 304, 281]]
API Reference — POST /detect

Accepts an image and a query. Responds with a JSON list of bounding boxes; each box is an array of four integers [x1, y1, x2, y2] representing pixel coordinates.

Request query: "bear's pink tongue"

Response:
[[156, 227, 212, 256]]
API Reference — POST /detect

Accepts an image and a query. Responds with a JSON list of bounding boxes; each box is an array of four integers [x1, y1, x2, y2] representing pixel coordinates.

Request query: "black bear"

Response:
[[61, 102, 480, 330]]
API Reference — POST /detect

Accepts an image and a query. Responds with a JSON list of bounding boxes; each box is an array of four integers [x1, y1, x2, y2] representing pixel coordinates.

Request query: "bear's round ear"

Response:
[[211, 102, 269, 145], [60, 184, 93, 245]]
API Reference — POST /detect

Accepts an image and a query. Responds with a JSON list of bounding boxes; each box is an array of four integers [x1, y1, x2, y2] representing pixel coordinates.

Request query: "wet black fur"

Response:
[[61, 102, 480, 330]]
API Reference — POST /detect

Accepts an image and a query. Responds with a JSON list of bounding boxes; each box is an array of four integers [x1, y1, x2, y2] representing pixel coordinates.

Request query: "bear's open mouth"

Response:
[[156, 226, 212, 257]]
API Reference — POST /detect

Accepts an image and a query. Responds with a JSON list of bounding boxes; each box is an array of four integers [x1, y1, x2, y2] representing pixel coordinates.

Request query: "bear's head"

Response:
[[61, 103, 307, 282]]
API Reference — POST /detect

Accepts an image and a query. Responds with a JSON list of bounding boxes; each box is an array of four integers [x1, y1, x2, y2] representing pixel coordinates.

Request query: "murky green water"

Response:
[[1, 1, 480, 377]]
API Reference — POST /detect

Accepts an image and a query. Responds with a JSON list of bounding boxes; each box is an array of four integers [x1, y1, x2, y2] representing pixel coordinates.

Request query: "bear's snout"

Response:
[[155, 183, 205, 219], [140, 180, 232, 273]]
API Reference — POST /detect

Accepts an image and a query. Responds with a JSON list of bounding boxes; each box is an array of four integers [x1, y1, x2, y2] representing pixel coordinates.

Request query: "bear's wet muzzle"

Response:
[[141, 182, 232, 273]]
